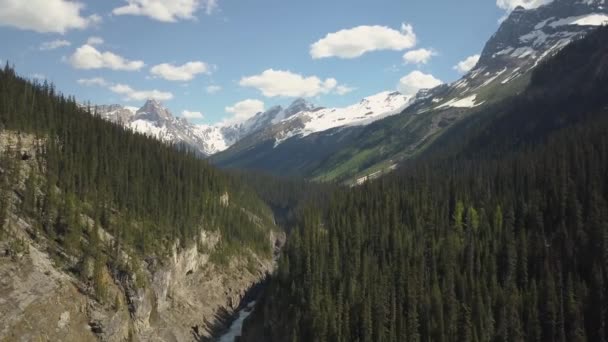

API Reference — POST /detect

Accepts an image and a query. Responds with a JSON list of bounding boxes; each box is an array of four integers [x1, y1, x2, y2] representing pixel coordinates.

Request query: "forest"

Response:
[[244, 27, 608, 342], [0, 64, 275, 287], [1, 21, 608, 342]]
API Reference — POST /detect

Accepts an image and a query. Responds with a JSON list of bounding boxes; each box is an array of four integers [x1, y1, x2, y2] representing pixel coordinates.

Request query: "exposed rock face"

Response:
[[130, 231, 274, 341], [90, 98, 315, 157], [0, 131, 280, 341], [91, 104, 136, 126], [0, 222, 276, 341], [0, 240, 101, 342]]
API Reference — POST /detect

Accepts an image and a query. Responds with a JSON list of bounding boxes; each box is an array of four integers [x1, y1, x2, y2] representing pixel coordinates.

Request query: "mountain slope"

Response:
[[0, 66, 280, 340], [211, 91, 411, 175], [92, 97, 318, 157], [213, 0, 608, 183], [241, 25, 608, 342]]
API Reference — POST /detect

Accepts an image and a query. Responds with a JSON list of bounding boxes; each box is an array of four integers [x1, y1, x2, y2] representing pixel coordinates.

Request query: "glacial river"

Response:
[[218, 301, 257, 342]]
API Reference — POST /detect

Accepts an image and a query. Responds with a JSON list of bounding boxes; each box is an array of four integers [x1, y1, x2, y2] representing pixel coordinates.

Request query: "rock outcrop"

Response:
[[0, 131, 280, 341]]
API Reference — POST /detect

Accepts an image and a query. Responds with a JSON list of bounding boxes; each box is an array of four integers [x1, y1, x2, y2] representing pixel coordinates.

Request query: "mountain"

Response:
[[92, 92, 409, 159], [92, 100, 223, 156], [213, 0, 608, 182], [211, 91, 412, 175], [91, 97, 316, 156], [240, 25, 608, 342], [0, 66, 283, 340]]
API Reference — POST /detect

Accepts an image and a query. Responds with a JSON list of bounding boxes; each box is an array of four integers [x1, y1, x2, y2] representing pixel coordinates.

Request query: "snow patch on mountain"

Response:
[[436, 95, 483, 109], [272, 91, 412, 147], [550, 13, 608, 27], [92, 92, 412, 155]]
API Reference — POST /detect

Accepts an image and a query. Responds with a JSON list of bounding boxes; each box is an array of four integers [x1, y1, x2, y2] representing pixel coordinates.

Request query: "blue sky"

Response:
[[0, 0, 541, 124]]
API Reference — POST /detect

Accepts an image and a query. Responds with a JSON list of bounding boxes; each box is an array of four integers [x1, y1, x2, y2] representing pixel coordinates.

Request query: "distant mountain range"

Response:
[[92, 0, 608, 182], [213, 0, 608, 182], [91, 91, 412, 157]]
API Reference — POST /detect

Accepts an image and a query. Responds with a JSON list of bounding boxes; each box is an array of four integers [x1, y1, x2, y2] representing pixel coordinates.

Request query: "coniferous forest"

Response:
[[1, 13, 608, 342], [243, 27, 608, 342], [0, 64, 273, 261]]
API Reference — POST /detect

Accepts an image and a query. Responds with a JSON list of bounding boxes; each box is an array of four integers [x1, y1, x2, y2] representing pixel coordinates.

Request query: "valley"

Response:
[[1, 0, 608, 341]]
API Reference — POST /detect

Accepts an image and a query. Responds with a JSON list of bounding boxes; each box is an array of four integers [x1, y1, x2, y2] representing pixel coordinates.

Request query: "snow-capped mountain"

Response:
[[92, 104, 138, 125], [433, 0, 608, 109], [95, 0, 608, 171], [92, 92, 410, 157], [92, 100, 227, 156], [192, 97, 318, 153], [213, 0, 608, 182], [92, 99, 307, 156], [271, 91, 412, 146]]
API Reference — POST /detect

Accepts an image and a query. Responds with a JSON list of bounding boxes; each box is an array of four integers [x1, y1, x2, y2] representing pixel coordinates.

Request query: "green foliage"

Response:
[[261, 114, 608, 341], [0, 65, 274, 261], [254, 27, 608, 342]]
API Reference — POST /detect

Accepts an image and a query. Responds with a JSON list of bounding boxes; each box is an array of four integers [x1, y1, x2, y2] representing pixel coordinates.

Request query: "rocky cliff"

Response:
[[0, 131, 281, 341]]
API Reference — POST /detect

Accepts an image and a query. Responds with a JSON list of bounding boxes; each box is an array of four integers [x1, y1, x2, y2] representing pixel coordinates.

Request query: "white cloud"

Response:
[[496, 0, 552, 11], [310, 23, 416, 59], [239, 69, 346, 98], [181, 110, 204, 119], [204, 0, 218, 15], [224, 99, 265, 124], [403, 48, 437, 65], [113, 0, 218, 22], [150, 61, 210, 81], [69, 44, 145, 71], [0, 0, 101, 34], [397, 70, 443, 96], [453, 54, 480, 74], [30, 73, 46, 80], [77, 77, 109, 87], [336, 85, 355, 95], [77, 77, 172, 102], [110, 84, 173, 102], [206, 85, 222, 94], [40, 39, 71, 51], [86, 36, 104, 46]]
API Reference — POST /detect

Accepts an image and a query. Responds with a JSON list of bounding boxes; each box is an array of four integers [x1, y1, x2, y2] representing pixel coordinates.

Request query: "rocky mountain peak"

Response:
[[284, 98, 316, 118], [136, 99, 174, 122], [473, 0, 607, 78]]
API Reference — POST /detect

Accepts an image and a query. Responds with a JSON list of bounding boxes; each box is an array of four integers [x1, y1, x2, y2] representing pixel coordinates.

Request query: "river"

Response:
[[217, 301, 256, 342]]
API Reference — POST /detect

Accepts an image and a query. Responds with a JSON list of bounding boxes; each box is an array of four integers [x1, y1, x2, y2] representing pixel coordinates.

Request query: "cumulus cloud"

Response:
[[206, 85, 222, 94], [86, 36, 104, 46], [403, 48, 437, 65], [77, 77, 109, 87], [78, 77, 172, 102], [110, 84, 173, 102], [397, 71, 443, 96], [310, 23, 416, 59], [181, 110, 204, 119], [150, 61, 211, 81], [453, 54, 480, 74], [496, 0, 552, 11], [224, 99, 265, 124], [40, 39, 71, 51], [0, 0, 101, 34], [336, 85, 355, 95], [240, 69, 346, 98], [69, 44, 145, 71], [113, 0, 219, 22]]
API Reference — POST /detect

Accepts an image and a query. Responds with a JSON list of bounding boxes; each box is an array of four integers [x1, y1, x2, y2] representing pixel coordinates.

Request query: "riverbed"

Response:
[[218, 301, 257, 342]]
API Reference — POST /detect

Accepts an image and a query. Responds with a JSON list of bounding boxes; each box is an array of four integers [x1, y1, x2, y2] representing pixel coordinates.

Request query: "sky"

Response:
[[0, 0, 552, 125]]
